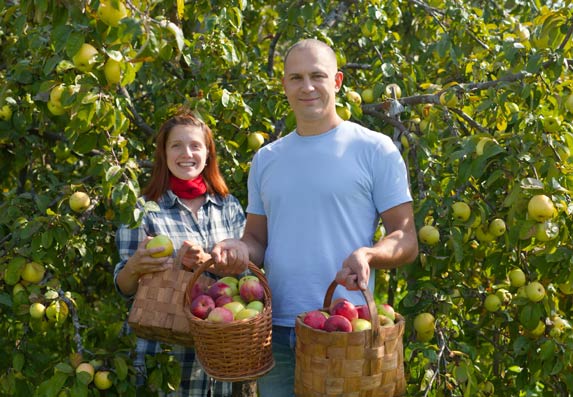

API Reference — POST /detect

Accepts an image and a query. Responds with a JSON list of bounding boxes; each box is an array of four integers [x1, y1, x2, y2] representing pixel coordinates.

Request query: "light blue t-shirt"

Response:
[[247, 121, 412, 326]]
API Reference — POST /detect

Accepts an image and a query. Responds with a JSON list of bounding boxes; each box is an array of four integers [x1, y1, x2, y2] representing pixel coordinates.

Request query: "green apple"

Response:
[[484, 294, 501, 312], [336, 105, 351, 121], [542, 115, 561, 133], [218, 276, 239, 296], [565, 93, 573, 113], [21, 261, 46, 284], [72, 43, 99, 72], [361, 88, 375, 104], [76, 362, 95, 384], [525, 281, 545, 302], [223, 301, 245, 318], [508, 268, 526, 288], [0, 104, 12, 121], [558, 281, 573, 295], [46, 300, 69, 325], [439, 91, 458, 107], [346, 90, 362, 105], [104, 58, 122, 85], [414, 312, 435, 342], [246, 300, 264, 313], [69, 192, 91, 213], [13, 283, 26, 296], [488, 218, 506, 237], [478, 381, 495, 396], [385, 83, 401, 98], [351, 318, 372, 332], [235, 308, 259, 320], [527, 194, 555, 222], [495, 288, 512, 305], [528, 320, 545, 338], [94, 370, 113, 390], [515, 286, 528, 299], [474, 226, 495, 243], [97, 0, 128, 27], [247, 132, 265, 151], [418, 225, 439, 245], [29, 302, 46, 319], [535, 221, 558, 242], [47, 100, 66, 116], [238, 275, 258, 290], [451, 202, 471, 222], [146, 235, 174, 258]]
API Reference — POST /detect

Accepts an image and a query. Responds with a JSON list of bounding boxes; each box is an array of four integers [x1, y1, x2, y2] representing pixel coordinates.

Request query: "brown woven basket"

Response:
[[128, 265, 198, 347], [294, 281, 406, 397], [183, 258, 275, 381]]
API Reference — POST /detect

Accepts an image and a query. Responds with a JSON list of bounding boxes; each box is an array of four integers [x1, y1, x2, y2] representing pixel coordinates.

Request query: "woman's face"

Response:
[[165, 124, 208, 180]]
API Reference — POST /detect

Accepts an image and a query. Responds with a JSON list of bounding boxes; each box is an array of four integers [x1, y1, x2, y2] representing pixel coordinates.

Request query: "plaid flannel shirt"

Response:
[[114, 190, 245, 396]]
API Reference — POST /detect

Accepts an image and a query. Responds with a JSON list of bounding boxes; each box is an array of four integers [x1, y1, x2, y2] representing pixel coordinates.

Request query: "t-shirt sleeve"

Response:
[[246, 152, 266, 215], [372, 139, 412, 214]]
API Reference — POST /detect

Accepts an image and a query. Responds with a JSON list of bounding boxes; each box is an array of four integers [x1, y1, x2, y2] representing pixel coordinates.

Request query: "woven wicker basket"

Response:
[[183, 258, 275, 381], [294, 281, 406, 397], [128, 266, 198, 347]]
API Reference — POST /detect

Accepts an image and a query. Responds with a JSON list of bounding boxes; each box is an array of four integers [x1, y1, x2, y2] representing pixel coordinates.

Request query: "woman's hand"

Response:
[[124, 237, 173, 278]]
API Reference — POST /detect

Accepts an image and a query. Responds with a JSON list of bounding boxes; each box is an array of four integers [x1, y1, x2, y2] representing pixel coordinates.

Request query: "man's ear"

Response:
[[334, 71, 344, 92]]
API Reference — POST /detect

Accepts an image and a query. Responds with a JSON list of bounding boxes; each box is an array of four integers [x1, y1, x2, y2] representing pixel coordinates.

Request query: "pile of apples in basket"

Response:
[[303, 299, 397, 332], [189, 275, 265, 323]]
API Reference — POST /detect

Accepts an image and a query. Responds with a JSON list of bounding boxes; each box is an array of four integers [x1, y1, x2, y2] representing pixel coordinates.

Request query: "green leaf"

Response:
[[113, 356, 128, 381], [5, 257, 26, 286], [34, 371, 68, 397], [519, 303, 543, 330]]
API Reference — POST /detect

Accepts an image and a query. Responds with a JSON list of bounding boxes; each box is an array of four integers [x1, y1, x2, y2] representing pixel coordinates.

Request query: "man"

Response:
[[212, 38, 418, 396]]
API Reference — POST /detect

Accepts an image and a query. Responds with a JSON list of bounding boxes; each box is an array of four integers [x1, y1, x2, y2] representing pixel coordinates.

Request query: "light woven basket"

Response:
[[128, 266, 196, 347], [183, 258, 275, 381], [294, 280, 406, 397]]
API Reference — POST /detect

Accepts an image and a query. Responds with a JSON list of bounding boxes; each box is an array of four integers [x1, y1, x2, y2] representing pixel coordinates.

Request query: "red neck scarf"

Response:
[[169, 175, 207, 199]]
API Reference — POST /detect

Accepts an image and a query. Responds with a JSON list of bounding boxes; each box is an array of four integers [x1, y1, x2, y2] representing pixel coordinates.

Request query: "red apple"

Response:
[[378, 303, 396, 322], [356, 304, 371, 320], [189, 283, 206, 301], [215, 295, 233, 307], [206, 307, 234, 323], [328, 297, 347, 314], [190, 294, 215, 319], [330, 300, 358, 321], [239, 278, 264, 303], [323, 314, 353, 332], [207, 281, 233, 301], [303, 310, 329, 330]]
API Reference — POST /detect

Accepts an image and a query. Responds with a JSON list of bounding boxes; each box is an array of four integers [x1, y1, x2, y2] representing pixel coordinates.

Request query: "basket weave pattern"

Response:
[[184, 259, 275, 381], [128, 267, 195, 346], [295, 281, 406, 397]]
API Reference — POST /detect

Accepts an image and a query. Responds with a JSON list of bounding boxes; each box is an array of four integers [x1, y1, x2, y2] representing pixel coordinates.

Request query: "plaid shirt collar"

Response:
[[159, 190, 225, 208]]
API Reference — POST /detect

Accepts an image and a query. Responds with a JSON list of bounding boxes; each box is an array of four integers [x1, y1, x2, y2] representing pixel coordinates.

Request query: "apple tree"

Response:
[[0, 0, 572, 396]]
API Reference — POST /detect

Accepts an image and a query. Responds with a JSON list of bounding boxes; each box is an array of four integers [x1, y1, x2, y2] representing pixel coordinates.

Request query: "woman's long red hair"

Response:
[[142, 110, 229, 201]]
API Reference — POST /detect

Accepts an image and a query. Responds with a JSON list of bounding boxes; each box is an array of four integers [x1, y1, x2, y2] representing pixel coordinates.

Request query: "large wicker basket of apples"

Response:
[[183, 258, 274, 381], [294, 280, 406, 397]]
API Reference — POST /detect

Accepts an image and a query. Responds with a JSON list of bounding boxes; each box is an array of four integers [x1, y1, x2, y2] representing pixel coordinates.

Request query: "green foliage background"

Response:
[[1, 0, 572, 396]]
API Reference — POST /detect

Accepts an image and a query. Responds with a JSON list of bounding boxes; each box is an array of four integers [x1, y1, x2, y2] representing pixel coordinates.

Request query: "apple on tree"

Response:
[[508, 268, 526, 288], [451, 202, 471, 222], [247, 132, 265, 151], [484, 294, 502, 312], [69, 191, 91, 213], [346, 90, 362, 105], [29, 302, 46, 319], [527, 194, 555, 222], [97, 0, 128, 27], [76, 362, 95, 384], [361, 88, 375, 104], [94, 370, 113, 390], [21, 261, 46, 284], [414, 312, 435, 342], [525, 281, 545, 302], [104, 58, 122, 85], [418, 225, 440, 245], [72, 43, 99, 73], [488, 218, 506, 237], [385, 83, 402, 98], [0, 104, 13, 121]]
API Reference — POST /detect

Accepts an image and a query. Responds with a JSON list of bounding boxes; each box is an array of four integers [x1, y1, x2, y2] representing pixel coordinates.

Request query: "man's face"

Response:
[[282, 46, 343, 125]]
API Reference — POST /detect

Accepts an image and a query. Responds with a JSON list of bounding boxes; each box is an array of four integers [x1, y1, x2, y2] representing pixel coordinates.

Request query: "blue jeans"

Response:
[[258, 326, 296, 397]]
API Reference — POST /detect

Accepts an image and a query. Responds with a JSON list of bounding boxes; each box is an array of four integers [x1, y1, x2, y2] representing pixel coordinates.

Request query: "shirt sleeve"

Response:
[[113, 221, 146, 299]]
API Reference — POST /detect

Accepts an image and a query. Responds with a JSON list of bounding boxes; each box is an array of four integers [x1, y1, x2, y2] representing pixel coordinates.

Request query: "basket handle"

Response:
[[322, 280, 380, 344], [184, 258, 272, 307]]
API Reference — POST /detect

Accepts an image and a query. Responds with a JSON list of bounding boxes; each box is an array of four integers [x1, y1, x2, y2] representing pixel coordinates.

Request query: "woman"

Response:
[[114, 110, 246, 396]]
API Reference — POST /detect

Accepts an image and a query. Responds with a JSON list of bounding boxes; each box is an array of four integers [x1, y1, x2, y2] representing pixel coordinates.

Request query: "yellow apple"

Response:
[[475, 226, 495, 243], [21, 261, 46, 284], [0, 104, 12, 121], [69, 192, 91, 213], [484, 294, 501, 312], [346, 90, 362, 105], [542, 116, 561, 133], [336, 105, 351, 121], [451, 202, 471, 222], [361, 88, 375, 104], [351, 318, 372, 331], [76, 362, 95, 384], [247, 132, 265, 151], [97, 0, 128, 27], [72, 43, 98, 72], [104, 58, 122, 85], [418, 225, 439, 245], [414, 312, 435, 342], [235, 308, 259, 320], [385, 83, 401, 98], [94, 370, 113, 390], [29, 302, 46, 319], [146, 235, 174, 258], [535, 221, 558, 242], [527, 194, 555, 222], [223, 301, 245, 317], [50, 85, 65, 105]]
